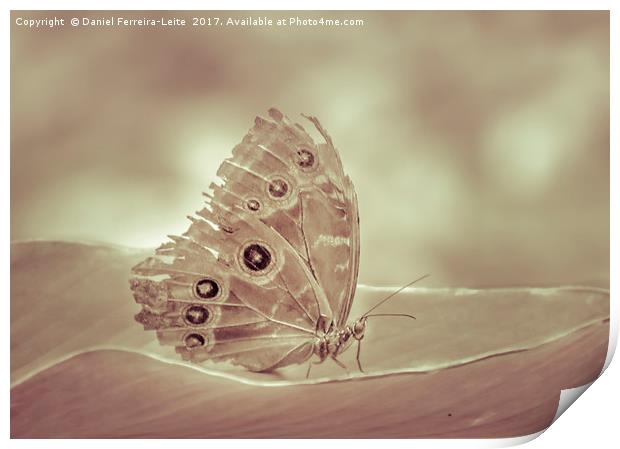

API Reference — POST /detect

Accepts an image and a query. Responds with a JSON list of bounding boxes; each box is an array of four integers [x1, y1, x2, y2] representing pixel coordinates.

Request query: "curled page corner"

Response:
[[602, 319, 617, 372], [476, 383, 598, 449], [552, 382, 594, 423], [490, 431, 546, 448]]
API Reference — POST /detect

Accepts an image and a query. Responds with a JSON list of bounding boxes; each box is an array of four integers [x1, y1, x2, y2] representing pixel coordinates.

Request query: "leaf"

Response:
[[10, 241, 610, 437]]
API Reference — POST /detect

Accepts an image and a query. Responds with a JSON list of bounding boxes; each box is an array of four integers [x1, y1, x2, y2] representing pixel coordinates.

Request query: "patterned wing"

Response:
[[129, 108, 359, 371], [131, 208, 322, 372], [218, 108, 360, 326]]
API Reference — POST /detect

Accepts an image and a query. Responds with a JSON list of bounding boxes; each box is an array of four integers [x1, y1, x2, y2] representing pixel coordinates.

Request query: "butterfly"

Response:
[[129, 108, 421, 375]]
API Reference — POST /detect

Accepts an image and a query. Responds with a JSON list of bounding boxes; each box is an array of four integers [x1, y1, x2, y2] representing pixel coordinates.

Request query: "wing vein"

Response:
[[227, 288, 315, 335], [275, 270, 317, 326], [222, 160, 270, 183], [298, 194, 323, 317], [210, 340, 311, 363]]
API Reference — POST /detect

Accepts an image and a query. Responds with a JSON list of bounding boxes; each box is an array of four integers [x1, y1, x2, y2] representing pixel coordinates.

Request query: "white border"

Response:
[[1, 0, 617, 10], [3, 1, 616, 447]]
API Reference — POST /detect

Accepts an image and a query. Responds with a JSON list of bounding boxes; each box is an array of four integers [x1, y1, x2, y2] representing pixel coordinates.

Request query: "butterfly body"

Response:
[[130, 108, 363, 373], [313, 317, 367, 363]]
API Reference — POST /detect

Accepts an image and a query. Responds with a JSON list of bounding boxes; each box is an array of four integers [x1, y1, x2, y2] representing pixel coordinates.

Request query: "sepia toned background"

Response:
[[10, 11, 611, 438], [11, 11, 609, 288]]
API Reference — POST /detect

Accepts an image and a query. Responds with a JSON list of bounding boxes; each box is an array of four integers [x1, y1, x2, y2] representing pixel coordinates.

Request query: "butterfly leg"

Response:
[[356, 339, 365, 373], [331, 355, 350, 375], [306, 358, 326, 379]]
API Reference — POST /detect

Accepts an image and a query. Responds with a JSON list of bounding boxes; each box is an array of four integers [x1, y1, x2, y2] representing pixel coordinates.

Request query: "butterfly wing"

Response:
[[223, 109, 360, 326], [130, 108, 359, 371], [131, 209, 320, 372]]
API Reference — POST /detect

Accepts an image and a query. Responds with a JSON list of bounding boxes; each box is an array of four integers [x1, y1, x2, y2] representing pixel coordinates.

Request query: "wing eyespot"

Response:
[[245, 198, 261, 212], [183, 305, 212, 326], [193, 278, 220, 300], [220, 224, 235, 234], [296, 146, 317, 171], [267, 177, 290, 200], [242, 243, 272, 272], [184, 332, 206, 349]]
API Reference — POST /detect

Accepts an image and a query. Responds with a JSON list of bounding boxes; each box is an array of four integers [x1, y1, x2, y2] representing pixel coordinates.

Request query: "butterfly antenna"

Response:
[[364, 313, 417, 321], [361, 274, 430, 318]]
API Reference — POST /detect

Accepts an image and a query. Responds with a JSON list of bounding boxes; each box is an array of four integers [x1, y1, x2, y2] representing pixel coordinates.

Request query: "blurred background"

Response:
[[11, 11, 609, 288]]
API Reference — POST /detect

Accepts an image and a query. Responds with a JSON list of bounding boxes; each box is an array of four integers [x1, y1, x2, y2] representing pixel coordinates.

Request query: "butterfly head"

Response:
[[351, 317, 368, 341]]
